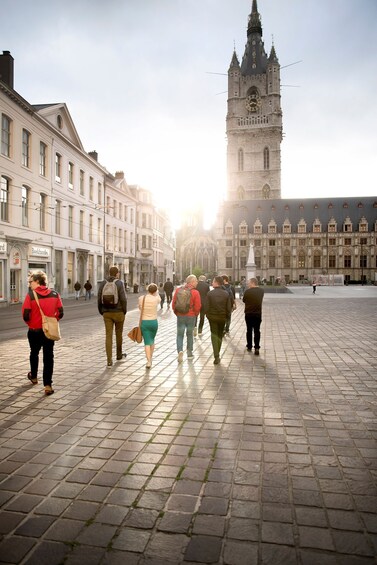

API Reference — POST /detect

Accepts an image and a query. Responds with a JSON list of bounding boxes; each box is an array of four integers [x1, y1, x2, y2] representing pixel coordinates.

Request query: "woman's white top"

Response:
[[139, 293, 160, 320]]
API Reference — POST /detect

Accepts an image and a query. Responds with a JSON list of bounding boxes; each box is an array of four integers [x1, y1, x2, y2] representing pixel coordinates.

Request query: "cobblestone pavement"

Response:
[[0, 289, 376, 564]]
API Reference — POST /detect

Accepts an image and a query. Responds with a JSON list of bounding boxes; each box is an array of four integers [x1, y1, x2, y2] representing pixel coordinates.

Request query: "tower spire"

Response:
[[248, 0, 262, 37], [241, 0, 267, 75]]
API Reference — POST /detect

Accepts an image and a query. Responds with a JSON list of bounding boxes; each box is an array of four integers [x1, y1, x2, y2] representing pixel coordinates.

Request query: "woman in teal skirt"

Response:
[[138, 283, 160, 369]]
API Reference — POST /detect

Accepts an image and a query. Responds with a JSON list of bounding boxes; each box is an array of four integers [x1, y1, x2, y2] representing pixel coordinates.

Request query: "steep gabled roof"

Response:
[[33, 103, 84, 151]]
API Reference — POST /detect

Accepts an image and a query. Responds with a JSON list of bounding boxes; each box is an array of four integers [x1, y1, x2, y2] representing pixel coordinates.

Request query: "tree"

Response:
[[192, 265, 203, 279]]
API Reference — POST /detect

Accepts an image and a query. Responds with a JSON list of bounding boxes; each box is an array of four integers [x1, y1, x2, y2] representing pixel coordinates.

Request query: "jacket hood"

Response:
[[33, 286, 51, 297]]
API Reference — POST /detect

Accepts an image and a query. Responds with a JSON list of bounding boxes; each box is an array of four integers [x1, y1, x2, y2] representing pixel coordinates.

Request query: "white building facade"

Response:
[[0, 51, 175, 305]]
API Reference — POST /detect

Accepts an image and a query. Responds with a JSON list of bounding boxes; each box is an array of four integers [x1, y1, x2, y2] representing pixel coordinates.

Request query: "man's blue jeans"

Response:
[[176, 316, 196, 354]]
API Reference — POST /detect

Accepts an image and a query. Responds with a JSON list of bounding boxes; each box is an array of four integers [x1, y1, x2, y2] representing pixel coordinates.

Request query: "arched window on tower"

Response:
[[237, 186, 245, 200], [262, 184, 270, 199], [238, 149, 244, 172], [263, 147, 270, 170]]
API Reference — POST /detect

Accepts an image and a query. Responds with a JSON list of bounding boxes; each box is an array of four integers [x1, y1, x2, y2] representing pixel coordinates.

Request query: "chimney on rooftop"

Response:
[[88, 150, 98, 161], [115, 171, 125, 179], [0, 51, 14, 89]]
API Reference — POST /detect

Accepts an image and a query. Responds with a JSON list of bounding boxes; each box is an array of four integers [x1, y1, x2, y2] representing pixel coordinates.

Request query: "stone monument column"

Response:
[[246, 243, 256, 280]]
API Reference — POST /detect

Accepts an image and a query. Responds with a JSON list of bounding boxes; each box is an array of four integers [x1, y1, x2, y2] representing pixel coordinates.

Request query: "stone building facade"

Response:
[[215, 1, 377, 285], [216, 197, 377, 284]]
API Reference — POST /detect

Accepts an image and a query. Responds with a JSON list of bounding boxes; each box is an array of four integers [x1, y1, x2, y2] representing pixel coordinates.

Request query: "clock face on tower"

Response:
[[245, 94, 261, 113]]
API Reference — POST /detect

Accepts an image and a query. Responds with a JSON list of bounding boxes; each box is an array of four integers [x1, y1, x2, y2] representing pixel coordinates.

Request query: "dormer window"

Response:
[[298, 219, 307, 234], [239, 221, 248, 235], [359, 217, 368, 232], [343, 216, 352, 232], [254, 219, 262, 234]]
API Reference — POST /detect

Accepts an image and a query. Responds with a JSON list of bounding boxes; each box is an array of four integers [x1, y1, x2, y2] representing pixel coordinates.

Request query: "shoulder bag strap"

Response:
[[138, 296, 146, 326], [32, 290, 46, 320]]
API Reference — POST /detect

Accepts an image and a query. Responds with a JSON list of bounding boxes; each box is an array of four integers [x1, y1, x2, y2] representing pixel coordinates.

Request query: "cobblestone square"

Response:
[[0, 287, 376, 563]]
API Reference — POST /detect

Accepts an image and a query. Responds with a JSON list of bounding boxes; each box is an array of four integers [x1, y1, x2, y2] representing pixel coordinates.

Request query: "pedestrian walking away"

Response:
[[22, 271, 64, 395], [239, 277, 247, 299], [195, 274, 210, 336], [313, 282, 317, 294], [205, 275, 232, 364], [84, 279, 92, 300], [163, 278, 174, 309], [98, 266, 128, 366], [158, 283, 165, 309], [243, 277, 264, 355], [222, 274, 236, 334], [172, 274, 201, 362], [74, 281, 81, 300], [139, 284, 161, 369]]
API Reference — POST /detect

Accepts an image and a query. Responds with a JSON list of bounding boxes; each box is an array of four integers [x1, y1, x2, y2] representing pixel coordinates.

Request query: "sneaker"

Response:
[[187, 352, 194, 359], [27, 372, 38, 385], [117, 353, 127, 360], [146, 361, 152, 369], [254, 349, 260, 356], [44, 385, 54, 395], [214, 357, 220, 365], [178, 351, 184, 363], [193, 327, 197, 337], [246, 347, 252, 352], [107, 361, 113, 367]]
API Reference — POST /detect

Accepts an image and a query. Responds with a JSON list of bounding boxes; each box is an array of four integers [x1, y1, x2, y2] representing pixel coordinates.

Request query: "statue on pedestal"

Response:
[[246, 243, 256, 281]]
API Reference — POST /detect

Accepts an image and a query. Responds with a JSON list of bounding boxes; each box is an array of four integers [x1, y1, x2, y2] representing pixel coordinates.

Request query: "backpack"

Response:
[[174, 287, 192, 314], [102, 280, 119, 308]]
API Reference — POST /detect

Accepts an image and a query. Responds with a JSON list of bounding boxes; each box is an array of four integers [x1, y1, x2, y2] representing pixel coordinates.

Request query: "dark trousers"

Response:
[[166, 293, 172, 306], [208, 318, 226, 359], [224, 313, 232, 333], [27, 329, 55, 386], [245, 314, 262, 349], [196, 308, 206, 333]]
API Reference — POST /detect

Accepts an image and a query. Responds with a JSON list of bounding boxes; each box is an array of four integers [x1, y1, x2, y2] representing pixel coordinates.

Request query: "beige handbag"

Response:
[[127, 296, 145, 344], [33, 291, 61, 341]]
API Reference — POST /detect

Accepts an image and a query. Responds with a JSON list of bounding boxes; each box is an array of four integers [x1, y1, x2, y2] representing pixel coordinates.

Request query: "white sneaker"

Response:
[[193, 327, 197, 337], [146, 361, 152, 368], [178, 351, 184, 363]]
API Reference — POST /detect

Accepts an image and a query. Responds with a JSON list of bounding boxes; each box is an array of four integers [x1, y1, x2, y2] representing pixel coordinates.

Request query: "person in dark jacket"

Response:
[[98, 266, 128, 366], [22, 271, 64, 395], [205, 276, 232, 364], [194, 275, 210, 336], [222, 274, 236, 334], [84, 280, 92, 300], [74, 281, 81, 300], [243, 277, 264, 355], [163, 278, 174, 309]]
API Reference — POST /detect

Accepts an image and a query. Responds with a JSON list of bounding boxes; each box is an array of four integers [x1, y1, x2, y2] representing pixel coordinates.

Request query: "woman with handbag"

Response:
[[138, 283, 160, 369], [22, 271, 64, 395]]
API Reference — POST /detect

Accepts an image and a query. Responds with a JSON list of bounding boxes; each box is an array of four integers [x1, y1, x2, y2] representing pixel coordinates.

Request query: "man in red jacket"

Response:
[[22, 271, 64, 395], [172, 274, 201, 362]]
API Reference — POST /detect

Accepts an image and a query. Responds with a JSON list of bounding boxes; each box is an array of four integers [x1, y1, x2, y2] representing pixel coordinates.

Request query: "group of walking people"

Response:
[[130, 272, 263, 369], [170, 273, 263, 365], [22, 268, 264, 394]]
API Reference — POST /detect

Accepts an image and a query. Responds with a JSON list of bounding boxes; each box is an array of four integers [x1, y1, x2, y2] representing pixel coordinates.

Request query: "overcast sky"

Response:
[[2, 0, 377, 227]]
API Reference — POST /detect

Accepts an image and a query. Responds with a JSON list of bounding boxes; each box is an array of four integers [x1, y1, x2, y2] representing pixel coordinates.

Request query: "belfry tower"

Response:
[[226, 0, 282, 201]]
